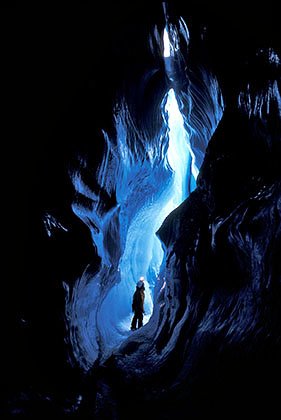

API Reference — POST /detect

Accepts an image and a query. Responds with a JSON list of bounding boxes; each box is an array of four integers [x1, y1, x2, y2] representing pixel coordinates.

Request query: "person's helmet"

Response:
[[137, 277, 145, 288]]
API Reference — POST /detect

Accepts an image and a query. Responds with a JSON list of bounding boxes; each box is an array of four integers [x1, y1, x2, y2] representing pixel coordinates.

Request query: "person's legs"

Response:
[[137, 313, 143, 329], [131, 313, 138, 330]]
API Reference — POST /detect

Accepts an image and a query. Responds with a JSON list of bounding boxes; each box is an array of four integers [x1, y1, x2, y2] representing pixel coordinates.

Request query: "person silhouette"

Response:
[[131, 277, 145, 330]]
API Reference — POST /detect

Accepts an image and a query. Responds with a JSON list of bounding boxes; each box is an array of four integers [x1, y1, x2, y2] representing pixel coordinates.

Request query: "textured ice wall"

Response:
[[65, 17, 223, 370]]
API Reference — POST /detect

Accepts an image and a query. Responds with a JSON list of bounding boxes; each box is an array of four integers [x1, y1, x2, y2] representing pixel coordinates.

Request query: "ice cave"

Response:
[[65, 16, 223, 369], [13, 2, 281, 419]]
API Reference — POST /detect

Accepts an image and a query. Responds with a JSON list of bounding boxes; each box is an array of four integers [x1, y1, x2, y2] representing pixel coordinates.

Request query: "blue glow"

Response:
[[163, 27, 171, 58], [65, 18, 223, 370], [238, 79, 281, 117], [43, 213, 68, 237]]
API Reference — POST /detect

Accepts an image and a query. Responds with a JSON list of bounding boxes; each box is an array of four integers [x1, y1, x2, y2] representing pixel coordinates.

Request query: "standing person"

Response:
[[131, 277, 145, 330]]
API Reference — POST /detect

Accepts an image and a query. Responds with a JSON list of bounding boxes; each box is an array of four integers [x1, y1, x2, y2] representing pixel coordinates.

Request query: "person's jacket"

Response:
[[132, 288, 145, 313]]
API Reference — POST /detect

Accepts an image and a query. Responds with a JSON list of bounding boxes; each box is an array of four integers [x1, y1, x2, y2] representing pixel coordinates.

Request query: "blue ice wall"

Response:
[[65, 18, 223, 370]]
